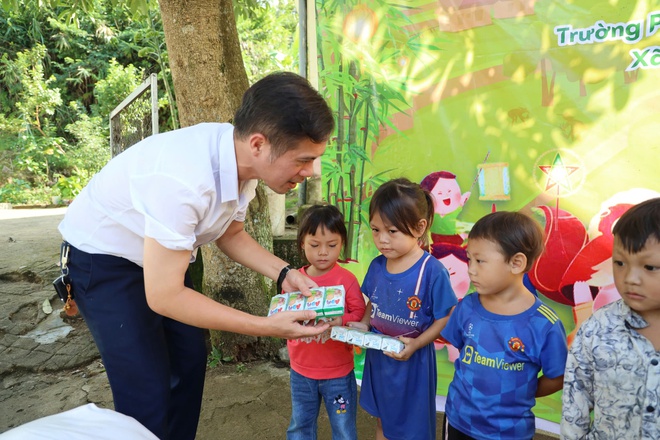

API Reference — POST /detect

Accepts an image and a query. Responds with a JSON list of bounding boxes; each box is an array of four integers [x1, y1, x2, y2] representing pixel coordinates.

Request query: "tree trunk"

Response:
[[159, 0, 282, 361], [159, 0, 247, 125]]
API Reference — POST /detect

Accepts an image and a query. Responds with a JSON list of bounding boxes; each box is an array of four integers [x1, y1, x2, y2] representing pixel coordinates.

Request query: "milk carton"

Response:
[[286, 292, 306, 311], [330, 326, 350, 342], [380, 336, 405, 354], [268, 293, 288, 316], [321, 285, 345, 318]]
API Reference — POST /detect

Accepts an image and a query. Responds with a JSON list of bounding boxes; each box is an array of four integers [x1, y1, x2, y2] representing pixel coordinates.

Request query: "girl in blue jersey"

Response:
[[353, 177, 457, 440], [441, 211, 567, 440]]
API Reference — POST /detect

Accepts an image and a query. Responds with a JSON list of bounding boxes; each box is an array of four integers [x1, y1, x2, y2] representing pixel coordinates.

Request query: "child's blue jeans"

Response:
[[287, 369, 358, 440]]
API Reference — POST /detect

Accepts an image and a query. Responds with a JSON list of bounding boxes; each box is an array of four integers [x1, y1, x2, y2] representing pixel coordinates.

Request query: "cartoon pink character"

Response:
[[431, 242, 469, 361], [431, 243, 470, 299], [420, 171, 471, 246]]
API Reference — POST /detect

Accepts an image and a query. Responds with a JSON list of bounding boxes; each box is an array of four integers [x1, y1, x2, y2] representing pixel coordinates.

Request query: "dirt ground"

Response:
[[0, 208, 383, 439], [0, 208, 556, 439]]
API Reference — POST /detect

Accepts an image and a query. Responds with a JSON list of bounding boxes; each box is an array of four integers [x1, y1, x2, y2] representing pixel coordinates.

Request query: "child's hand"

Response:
[[327, 316, 343, 327], [346, 321, 369, 332], [384, 336, 418, 361]]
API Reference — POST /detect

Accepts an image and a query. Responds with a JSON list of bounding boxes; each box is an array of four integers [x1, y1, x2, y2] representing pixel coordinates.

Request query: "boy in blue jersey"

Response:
[[441, 211, 567, 440]]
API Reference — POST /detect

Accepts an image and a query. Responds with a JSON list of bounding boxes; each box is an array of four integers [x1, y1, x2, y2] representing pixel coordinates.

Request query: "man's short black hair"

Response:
[[233, 72, 334, 158]]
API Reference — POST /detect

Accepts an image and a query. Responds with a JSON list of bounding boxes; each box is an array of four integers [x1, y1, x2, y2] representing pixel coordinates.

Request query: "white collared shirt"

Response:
[[59, 123, 257, 266]]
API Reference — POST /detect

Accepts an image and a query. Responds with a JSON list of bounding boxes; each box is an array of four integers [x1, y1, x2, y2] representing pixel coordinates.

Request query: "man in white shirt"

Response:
[[57, 72, 335, 440]]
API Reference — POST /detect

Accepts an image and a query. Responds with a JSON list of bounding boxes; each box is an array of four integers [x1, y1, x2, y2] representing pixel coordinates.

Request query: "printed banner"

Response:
[[313, 0, 660, 429]]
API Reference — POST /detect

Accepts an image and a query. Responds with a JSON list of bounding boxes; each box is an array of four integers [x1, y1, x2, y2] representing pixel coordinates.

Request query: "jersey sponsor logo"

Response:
[[372, 303, 420, 328], [406, 296, 421, 311], [461, 345, 525, 371]]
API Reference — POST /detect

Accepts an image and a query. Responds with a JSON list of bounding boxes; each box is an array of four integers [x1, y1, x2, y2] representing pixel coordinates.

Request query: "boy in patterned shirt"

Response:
[[561, 197, 660, 439], [441, 211, 567, 440]]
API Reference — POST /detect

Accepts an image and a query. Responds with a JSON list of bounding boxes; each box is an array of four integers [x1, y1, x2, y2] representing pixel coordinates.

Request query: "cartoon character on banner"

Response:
[[431, 242, 469, 361], [420, 171, 471, 246], [528, 188, 660, 346], [421, 167, 495, 358]]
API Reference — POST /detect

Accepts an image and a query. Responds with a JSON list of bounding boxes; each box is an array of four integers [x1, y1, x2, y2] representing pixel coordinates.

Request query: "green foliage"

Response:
[[0, 1, 165, 204], [236, 0, 299, 83], [54, 172, 87, 200], [131, 9, 178, 128], [0, 1, 170, 126], [12, 44, 63, 133], [65, 103, 110, 174], [0, 44, 68, 200], [207, 345, 234, 368], [0, 178, 59, 204], [93, 58, 141, 118], [0, 0, 298, 204], [0, 179, 30, 204], [14, 131, 66, 177], [0, 44, 103, 204]]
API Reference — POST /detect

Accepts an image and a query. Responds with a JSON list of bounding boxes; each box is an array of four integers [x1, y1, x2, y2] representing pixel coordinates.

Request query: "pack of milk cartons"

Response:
[[268, 285, 345, 322], [329, 326, 405, 354]]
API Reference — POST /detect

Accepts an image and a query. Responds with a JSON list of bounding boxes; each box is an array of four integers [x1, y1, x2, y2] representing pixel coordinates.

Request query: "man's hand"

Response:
[[264, 310, 329, 339], [282, 269, 317, 296]]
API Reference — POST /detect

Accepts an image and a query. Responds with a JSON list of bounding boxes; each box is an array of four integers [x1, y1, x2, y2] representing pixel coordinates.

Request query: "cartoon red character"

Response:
[[528, 189, 660, 345]]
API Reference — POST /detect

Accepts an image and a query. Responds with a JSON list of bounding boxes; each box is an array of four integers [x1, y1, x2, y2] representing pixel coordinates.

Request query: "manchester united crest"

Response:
[[406, 296, 421, 311], [508, 337, 525, 352]]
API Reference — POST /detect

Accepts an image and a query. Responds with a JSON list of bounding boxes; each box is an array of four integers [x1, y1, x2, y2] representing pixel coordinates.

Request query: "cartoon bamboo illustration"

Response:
[[316, 0, 442, 261]]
